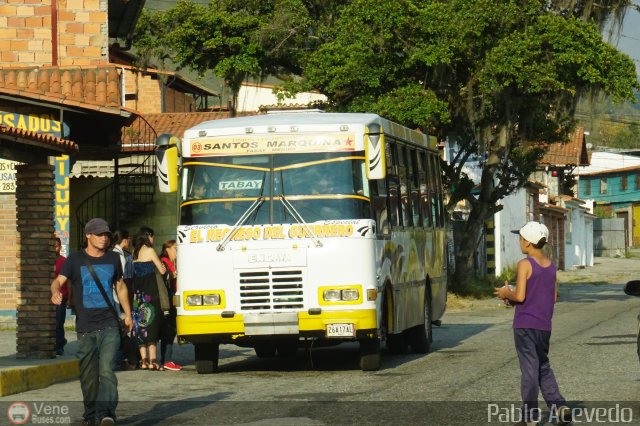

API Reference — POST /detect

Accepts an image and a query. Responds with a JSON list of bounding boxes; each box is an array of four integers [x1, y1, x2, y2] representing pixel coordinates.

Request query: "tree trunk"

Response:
[[451, 212, 485, 292]]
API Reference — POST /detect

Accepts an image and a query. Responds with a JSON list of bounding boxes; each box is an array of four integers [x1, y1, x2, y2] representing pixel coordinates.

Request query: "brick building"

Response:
[[0, 0, 223, 358]]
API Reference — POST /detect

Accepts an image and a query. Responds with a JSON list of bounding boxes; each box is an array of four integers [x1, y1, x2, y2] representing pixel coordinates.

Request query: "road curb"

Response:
[[0, 359, 79, 396]]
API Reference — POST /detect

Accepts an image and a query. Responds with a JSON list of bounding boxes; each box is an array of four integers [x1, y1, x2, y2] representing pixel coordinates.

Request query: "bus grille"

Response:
[[238, 269, 304, 311]]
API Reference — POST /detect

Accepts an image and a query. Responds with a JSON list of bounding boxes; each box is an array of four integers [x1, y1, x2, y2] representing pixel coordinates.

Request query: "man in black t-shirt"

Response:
[[51, 218, 132, 426]]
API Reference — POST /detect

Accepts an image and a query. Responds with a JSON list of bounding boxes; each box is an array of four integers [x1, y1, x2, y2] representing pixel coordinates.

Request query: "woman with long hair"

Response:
[[158, 239, 182, 371], [131, 227, 166, 370]]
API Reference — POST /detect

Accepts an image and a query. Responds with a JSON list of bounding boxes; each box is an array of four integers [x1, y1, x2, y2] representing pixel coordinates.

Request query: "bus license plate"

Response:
[[326, 323, 355, 337]]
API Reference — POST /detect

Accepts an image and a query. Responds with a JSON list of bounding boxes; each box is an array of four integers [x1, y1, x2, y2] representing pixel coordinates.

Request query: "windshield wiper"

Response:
[[216, 196, 264, 251], [279, 195, 323, 248]]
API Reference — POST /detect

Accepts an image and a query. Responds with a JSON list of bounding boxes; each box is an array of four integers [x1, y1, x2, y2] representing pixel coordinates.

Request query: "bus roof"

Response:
[[184, 111, 431, 148]]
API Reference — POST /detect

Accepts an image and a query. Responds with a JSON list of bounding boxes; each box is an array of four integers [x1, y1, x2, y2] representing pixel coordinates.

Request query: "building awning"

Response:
[[0, 125, 77, 162]]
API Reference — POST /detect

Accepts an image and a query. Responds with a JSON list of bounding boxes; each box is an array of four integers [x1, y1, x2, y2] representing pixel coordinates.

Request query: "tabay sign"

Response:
[[189, 133, 356, 157], [177, 220, 373, 244]]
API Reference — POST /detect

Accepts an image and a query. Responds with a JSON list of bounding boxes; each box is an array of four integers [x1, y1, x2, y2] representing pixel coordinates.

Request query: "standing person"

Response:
[[494, 221, 572, 426], [111, 230, 137, 370], [50, 218, 132, 426], [158, 240, 182, 371], [131, 226, 166, 370], [53, 237, 67, 356]]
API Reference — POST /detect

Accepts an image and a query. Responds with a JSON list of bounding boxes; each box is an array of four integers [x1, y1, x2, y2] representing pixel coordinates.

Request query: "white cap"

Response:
[[511, 221, 549, 245]]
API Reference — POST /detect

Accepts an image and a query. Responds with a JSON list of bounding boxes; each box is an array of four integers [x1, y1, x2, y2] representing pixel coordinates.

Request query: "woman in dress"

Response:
[[131, 227, 166, 370]]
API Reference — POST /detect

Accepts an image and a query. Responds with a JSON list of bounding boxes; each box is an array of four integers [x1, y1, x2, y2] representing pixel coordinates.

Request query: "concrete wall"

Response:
[[594, 218, 626, 257], [564, 204, 594, 268], [494, 188, 528, 277]]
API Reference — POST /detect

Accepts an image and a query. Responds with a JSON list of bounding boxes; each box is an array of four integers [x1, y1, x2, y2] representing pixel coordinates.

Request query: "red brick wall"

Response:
[[0, 0, 108, 67], [15, 163, 56, 358], [123, 70, 197, 113], [0, 193, 18, 311]]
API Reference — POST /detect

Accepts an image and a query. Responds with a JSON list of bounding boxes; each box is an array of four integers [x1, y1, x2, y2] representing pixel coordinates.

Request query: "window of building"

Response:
[[600, 178, 607, 194], [583, 179, 591, 196], [621, 175, 628, 191]]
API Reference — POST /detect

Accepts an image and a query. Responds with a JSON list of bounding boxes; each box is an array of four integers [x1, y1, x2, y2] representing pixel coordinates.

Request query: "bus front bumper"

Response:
[[176, 309, 378, 341]]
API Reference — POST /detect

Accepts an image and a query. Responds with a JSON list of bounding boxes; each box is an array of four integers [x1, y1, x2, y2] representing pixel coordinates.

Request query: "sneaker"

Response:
[[556, 405, 573, 426], [99, 417, 115, 426], [56, 349, 64, 356], [82, 418, 96, 426], [163, 361, 183, 371]]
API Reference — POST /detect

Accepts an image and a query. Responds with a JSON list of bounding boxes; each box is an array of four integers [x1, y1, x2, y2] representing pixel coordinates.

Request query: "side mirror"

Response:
[[156, 134, 181, 193], [624, 280, 640, 297], [365, 125, 386, 180]]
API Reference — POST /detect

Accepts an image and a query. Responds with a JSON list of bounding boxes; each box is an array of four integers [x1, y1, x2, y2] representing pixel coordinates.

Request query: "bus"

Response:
[[155, 111, 447, 373]]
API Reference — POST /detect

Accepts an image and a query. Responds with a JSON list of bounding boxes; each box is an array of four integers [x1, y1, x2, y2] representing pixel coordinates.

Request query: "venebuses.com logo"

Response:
[[7, 402, 71, 425]]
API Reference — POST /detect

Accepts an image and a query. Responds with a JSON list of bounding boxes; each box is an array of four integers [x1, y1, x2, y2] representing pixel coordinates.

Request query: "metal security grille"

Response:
[[238, 269, 304, 311]]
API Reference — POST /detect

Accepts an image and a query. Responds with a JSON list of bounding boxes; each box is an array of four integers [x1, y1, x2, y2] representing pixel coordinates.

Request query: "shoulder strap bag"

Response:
[[82, 252, 123, 335]]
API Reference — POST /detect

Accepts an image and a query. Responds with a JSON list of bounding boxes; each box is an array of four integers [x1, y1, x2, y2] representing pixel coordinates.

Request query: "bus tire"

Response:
[[359, 338, 381, 371], [409, 286, 432, 354], [276, 340, 298, 357], [255, 343, 277, 358], [194, 342, 219, 374]]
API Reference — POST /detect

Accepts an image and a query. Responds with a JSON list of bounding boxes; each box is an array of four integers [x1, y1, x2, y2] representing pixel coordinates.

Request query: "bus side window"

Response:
[[409, 148, 422, 227], [435, 157, 445, 228], [398, 145, 411, 227], [428, 154, 441, 227], [420, 152, 433, 227], [371, 179, 389, 235], [386, 142, 400, 227]]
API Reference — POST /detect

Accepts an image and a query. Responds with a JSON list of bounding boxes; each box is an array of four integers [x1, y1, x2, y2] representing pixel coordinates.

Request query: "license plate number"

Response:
[[326, 323, 355, 337]]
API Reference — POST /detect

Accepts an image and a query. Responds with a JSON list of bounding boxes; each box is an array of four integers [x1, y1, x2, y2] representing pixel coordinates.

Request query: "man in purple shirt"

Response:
[[495, 221, 571, 426]]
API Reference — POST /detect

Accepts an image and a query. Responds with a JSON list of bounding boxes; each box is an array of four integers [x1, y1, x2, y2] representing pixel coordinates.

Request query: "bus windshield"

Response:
[[180, 152, 369, 225]]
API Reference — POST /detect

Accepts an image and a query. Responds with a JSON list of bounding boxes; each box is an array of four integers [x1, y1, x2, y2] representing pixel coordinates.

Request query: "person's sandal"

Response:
[[150, 359, 163, 371], [140, 358, 150, 370]]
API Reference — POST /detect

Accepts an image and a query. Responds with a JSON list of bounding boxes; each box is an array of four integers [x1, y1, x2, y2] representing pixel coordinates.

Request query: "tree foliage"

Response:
[[298, 0, 639, 289], [133, 0, 639, 290], [133, 0, 313, 113]]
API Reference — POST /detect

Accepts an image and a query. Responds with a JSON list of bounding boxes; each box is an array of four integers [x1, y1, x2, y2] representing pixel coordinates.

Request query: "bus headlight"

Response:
[[323, 290, 341, 301], [341, 289, 359, 301], [185, 293, 223, 307], [186, 295, 203, 306], [203, 294, 221, 305]]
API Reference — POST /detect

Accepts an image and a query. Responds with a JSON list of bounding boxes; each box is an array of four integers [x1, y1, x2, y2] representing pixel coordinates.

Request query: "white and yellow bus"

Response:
[[155, 111, 447, 373]]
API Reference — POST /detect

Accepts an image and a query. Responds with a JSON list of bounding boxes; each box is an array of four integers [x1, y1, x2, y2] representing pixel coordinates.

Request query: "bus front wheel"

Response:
[[359, 338, 381, 371], [194, 342, 219, 374]]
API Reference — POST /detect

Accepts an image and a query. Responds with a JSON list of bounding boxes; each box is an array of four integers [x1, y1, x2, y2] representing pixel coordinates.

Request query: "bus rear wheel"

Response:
[[254, 343, 277, 358], [194, 342, 219, 374], [408, 288, 432, 354], [359, 338, 381, 371]]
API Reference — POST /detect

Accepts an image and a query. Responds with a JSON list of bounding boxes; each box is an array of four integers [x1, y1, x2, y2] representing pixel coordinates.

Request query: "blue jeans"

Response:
[[76, 327, 120, 421], [514, 328, 566, 421], [55, 299, 67, 352]]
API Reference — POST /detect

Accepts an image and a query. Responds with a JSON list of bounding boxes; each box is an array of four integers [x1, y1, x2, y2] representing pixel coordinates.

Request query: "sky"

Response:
[[610, 7, 640, 75]]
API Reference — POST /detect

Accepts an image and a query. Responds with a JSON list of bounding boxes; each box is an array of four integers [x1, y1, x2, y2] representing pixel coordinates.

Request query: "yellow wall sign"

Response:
[[0, 111, 69, 138], [189, 133, 356, 157]]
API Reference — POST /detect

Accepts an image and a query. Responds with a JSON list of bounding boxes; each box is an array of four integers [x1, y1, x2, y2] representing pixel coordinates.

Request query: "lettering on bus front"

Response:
[[186, 223, 357, 243], [190, 133, 356, 156]]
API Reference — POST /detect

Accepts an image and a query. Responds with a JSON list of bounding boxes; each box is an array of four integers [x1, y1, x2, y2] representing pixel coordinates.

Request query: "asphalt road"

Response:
[[2, 257, 640, 425]]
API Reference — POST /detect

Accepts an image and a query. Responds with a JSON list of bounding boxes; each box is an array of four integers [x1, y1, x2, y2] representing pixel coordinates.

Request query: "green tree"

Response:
[[132, 0, 314, 114], [299, 0, 639, 290]]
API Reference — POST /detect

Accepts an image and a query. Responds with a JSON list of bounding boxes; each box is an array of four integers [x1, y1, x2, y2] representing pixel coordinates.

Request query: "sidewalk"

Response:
[[1, 255, 640, 397], [0, 321, 79, 397]]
